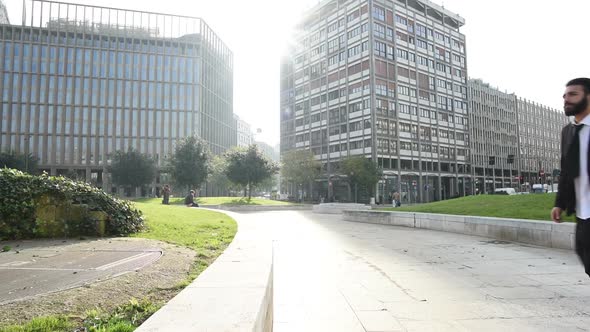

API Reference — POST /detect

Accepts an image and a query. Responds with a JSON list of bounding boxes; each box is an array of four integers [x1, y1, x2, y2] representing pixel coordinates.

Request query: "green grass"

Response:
[[132, 199, 237, 251], [132, 198, 238, 278], [380, 193, 575, 222], [0, 316, 73, 332], [1, 299, 162, 332], [2, 199, 238, 332], [138, 196, 296, 206]]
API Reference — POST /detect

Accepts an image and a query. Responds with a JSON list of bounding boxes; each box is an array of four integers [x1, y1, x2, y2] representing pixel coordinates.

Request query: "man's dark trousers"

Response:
[[576, 218, 590, 277]]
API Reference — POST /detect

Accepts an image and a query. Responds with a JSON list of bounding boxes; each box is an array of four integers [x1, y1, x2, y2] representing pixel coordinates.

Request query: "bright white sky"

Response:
[[5, 0, 590, 146]]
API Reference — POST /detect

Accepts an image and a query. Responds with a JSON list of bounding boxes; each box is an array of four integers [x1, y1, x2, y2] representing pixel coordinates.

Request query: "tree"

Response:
[[257, 174, 279, 193], [281, 149, 321, 198], [0, 150, 39, 174], [224, 145, 278, 199], [108, 148, 156, 190], [208, 155, 234, 196], [168, 136, 210, 192], [341, 156, 382, 203]]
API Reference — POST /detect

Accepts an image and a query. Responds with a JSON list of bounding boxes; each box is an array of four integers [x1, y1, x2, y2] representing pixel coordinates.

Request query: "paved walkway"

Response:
[[0, 238, 162, 304], [262, 211, 590, 332]]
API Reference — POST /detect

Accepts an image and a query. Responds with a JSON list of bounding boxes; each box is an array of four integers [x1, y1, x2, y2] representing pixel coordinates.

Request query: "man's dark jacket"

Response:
[[555, 123, 577, 215]]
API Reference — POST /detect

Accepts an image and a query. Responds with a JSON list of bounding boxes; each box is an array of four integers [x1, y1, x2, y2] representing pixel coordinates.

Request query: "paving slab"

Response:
[[0, 238, 162, 304], [261, 211, 590, 332]]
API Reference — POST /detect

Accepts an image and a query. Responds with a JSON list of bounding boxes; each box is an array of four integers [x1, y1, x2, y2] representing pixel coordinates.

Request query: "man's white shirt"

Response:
[[575, 116, 590, 219]]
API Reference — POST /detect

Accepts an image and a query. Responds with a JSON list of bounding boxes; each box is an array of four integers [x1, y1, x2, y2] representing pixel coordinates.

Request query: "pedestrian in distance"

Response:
[[393, 191, 401, 208], [162, 184, 171, 205], [552, 77, 590, 277], [184, 189, 199, 207]]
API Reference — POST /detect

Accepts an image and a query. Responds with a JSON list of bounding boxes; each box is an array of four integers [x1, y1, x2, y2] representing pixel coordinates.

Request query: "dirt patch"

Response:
[[0, 238, 196, 327]]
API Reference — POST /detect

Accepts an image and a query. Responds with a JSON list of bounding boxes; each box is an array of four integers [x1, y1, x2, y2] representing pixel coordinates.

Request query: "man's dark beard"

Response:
[[565, 94, 589, 116]]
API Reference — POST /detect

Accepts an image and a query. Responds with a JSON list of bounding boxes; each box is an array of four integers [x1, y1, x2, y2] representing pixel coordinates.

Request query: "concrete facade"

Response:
[[468, 79, 568, 194], [280, 0, 470, 204], [234, 114, 254, 148]]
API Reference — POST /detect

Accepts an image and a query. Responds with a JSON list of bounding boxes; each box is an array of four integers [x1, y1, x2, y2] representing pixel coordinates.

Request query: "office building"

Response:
[[234, 114, 254, 147], [468, 79, 567, 193], [0, 0, 233, 194]]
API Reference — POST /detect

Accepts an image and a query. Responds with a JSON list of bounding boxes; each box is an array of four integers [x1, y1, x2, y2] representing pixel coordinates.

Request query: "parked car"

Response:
[[531, 184, 546, 193], [494, 188, 516, 195]]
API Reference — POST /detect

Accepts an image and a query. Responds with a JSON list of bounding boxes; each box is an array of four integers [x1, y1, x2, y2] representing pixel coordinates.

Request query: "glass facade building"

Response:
[[0, 0, 233, 192]]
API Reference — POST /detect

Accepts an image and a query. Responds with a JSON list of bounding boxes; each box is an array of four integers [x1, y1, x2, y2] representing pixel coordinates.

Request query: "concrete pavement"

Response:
[[266, 211, 590, 332], [0, 238, 162, 304], [4, 210, 590, 331]]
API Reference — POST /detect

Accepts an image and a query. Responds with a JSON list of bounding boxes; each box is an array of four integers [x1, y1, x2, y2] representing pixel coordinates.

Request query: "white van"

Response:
[[531, 184, 545, 193], [494, 187, 516, 195]]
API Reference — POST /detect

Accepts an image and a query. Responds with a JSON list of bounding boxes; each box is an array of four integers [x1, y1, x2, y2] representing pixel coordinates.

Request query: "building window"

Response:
[[374, 24, 385, 39], [373, 6, 385, 21], [374, 41, 386, 57]]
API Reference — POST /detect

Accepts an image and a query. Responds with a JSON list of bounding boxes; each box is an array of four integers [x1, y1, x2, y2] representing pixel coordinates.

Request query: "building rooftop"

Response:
[[298, 0, 464, 29]]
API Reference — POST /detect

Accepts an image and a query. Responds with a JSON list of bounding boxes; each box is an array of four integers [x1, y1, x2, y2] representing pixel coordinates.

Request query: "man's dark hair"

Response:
[[567, 78, 590, 94]]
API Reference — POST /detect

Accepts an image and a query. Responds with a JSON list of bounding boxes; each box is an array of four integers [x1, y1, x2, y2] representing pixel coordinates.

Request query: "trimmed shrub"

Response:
[[0, 168, 144, 240]]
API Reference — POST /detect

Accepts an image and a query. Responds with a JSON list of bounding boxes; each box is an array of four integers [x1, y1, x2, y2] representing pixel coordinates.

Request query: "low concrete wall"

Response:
[[201, 204, 311, 212], [312, 203, 371, 214], [342, 210, 575, 250], [137, 210, 273, 332]]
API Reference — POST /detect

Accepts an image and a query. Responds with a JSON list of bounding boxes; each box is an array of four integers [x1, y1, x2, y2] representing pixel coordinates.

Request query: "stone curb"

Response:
[[342, 210, 576, 250], [136, 210, 273, 332], [312, 203, 371, 214], [201, 204, 312, 212]]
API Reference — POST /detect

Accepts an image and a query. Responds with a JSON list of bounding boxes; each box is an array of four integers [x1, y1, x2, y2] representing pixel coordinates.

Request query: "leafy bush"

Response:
[[0, 168, 144, 240]]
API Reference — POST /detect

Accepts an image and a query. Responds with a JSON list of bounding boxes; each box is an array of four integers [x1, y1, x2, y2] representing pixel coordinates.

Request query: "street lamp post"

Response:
[[24, 134, 32, 173]]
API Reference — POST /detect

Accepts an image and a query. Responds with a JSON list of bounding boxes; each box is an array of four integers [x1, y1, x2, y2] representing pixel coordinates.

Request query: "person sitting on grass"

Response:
[[184, 190, 199, 207]]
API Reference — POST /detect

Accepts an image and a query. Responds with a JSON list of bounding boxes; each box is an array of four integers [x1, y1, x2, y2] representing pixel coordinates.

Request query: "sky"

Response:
[[4, 0, 590, 146]]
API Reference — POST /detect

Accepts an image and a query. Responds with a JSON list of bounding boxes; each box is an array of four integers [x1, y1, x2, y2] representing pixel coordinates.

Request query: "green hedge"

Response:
[[0, 168, 144, 240]]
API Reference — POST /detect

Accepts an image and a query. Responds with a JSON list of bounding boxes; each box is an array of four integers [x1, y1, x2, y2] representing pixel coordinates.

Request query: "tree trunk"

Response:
[[355, 183, 358, 203], [248, 182, 252, 199], [243, 187, 247, 198]]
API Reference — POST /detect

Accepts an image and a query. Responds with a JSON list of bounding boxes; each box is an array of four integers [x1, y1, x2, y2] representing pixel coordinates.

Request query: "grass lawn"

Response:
[[132, 198, 238, 277], [149, 196, 296, 206], [1, 199, 237, 332], [380, 193, 575, 222]]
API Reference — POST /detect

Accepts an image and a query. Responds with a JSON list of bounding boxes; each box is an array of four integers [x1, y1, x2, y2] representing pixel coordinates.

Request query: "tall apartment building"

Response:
[[0, 0, 9, 25], [281, 0, 469, 203], [0, 0, 233, 194], [468, 79, 567, 194]]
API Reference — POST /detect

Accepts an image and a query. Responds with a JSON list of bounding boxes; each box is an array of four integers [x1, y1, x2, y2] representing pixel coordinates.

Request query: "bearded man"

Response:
[[552, 77, 590, 277]]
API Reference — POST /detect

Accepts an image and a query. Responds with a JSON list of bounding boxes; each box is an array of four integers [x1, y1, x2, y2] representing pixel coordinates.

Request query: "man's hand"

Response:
[[551, 207, 563, 223]]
